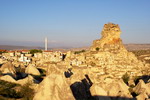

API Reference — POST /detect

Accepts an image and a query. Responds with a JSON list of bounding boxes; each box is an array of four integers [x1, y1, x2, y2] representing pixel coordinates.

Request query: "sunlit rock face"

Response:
[[33, 74, 75, 100], [85, 23, 145, 78], [0, 61, 16, 74], [91, 23, 126, 52]]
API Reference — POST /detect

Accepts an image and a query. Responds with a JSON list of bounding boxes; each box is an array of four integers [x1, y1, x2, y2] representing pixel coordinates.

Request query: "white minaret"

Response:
[[45, 37, 48, 51]]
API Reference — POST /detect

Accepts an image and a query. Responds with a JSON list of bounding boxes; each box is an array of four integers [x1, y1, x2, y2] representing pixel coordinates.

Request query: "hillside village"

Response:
[[0, 23, 150, 100]]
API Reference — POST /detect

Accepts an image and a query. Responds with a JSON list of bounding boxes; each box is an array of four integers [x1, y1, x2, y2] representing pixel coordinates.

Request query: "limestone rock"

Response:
[[0, 62, 16, 74], [91, 23, 126, 51], [90, 84, 107, 96], [0, 75, 34, 85], [133, 80, 150, 96], [46, 64, 62, 75], [136, 92, 149, 100], [146, 82, 150, 89], [25, 64, 40, 75], [105, 79, 132, 98], [0, 75, 16, 83], [0, 58, 7, 64], [33, 74, 75, 100], [90, 84, 111, 100]]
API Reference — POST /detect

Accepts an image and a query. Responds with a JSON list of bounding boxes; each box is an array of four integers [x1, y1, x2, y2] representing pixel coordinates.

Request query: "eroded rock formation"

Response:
[[0, 23, 150, 100], [91, 23, 126, 52]]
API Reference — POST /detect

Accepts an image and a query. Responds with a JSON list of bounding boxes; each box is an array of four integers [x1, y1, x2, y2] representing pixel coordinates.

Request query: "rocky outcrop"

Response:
[[0, 75, 34, 85], [90, 79, 132, 98], [0, 75, 16, 83], [68, 23, 145, 79], [90, 84, 111, 100], [136, 93, 149, 100], [25, 64, 40, 76], [106, 79, 132, 98], [0, 23, 149, 100], [0, 62, 16, 74], [91, 23, 126, 52], [33, 74, 75, 100], [133, 80, 150, 100]]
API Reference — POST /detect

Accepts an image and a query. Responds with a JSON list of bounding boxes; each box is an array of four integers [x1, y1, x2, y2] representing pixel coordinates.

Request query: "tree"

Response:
[[30, 49, 42, 54], [74, 49, 86, 54], [96, 47, 100, 51]]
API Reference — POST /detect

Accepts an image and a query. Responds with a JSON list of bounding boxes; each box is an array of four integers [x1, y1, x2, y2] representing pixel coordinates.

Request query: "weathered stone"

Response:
[[133, 80, 150, 96], [0, 75, 16, 83], [91, 23, 125, 52], [106, 79, 132, 98], [90, 84, 108, 96], [0, 62, 16, 74], [25, 64, 40, 75], [0, 23, 149, 100], [128, 79, 135, 87], [0, 75, 33, 85], [33, 74, 75, 100], [136, 92, 149, 100]]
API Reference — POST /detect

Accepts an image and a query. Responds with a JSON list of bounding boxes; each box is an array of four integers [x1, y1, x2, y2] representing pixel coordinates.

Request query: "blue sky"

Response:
[[0, 0, 150, 48]]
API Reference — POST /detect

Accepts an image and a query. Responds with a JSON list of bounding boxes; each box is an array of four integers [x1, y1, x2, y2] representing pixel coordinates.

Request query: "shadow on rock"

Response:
[[70, 74, 93, 100], [70, 74, 137, 100], [134, 75, 150, 85], [64, 68, 73, 78]]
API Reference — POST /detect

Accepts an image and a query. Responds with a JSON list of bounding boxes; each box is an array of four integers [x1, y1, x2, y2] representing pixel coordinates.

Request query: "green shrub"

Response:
[[96, 47, 100, 51], [0, 80, 34, 100], [30, 49, 42, 55], [0, 50, 7, 54], [122, 73, 130, 85], [74, 50, 86, 54]]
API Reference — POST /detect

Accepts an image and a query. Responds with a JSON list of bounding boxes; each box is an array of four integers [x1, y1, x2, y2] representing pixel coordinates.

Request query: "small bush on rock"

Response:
[[122, 73, 130, 85]]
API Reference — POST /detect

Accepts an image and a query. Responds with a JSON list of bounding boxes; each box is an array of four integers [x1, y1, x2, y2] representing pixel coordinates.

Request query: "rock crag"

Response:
[[0, 23, 150, 100], [91, 23, 126, 52]]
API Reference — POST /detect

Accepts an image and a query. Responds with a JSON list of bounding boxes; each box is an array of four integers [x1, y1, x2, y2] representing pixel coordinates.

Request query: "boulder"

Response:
[[0, 75, 16, 83], [0, 75, 34, 85], [105, 79, 132, 98], [25, 64, 40, 75], [136, 92, 149, 100], [133, 80, 150, 96], [90, 84, 111, 100], [90, 84, 107, 96], [33, 74, 75, 100], [0, 62, 16, 74]]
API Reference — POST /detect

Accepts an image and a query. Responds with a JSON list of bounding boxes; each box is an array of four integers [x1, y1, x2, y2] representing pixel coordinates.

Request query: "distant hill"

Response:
[[124, 44, 150, 51], [0, 44, 150, 51], [0, 45, 44, 50]]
